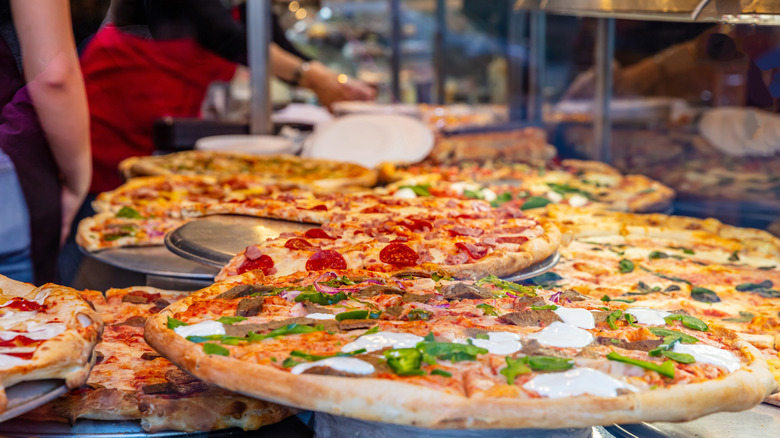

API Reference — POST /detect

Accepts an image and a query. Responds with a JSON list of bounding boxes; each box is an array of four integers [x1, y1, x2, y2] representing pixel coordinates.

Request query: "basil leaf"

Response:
[[606, 352, 675, 378], [282, 357, 302, 368], [667, 246, 695, 255], [167, 317, 187, 329], [723, 311, 755, 323], [647, 328, 700, 343], [648, 251, 669, 260], [430, 369, 452, 378], [384, 348, 426, 376], [546, 183, 593, 199], [116, 206, 143, 219], [360, 326, 380, 336], [638, 266, 692, 285], [463, 189, 484, 200], [203, 343, 229, 356], [520, 196, 551, 210], [294, 291, 348, 305], [399, 184, 431, 197], [336, 310, 369, 321], [664, 284, 681, 292], [606, 310, 623, 330], [490, 192, 513, 207], [663, 314, 709, 331], [475, 275, 538, 297], [476, 303, 497, 316], [500, 356, 532, 384], [690, 287, 720, 303], [474, 333, 490, 340], [618, 259, 635, 274], [600, 295, 636, 303], [735, 280, 773, 291], [758, 265, 776, 270], [661, 350, 695, 364], [728, 250, 740, 262], [423, 332, 436, 343], [416, 341, 488, 362], [216, 316, 247, 325]]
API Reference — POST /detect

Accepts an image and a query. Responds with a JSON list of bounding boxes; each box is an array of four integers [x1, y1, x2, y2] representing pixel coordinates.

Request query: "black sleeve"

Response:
[[272, 12, 311, 62]]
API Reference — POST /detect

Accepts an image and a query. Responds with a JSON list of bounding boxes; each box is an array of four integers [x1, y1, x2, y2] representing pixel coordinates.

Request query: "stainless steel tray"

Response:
[[0, 379, 67, 424], [81, 245, 218, 280], [501, 251, 560, 282], [165, 215, 316, 268]]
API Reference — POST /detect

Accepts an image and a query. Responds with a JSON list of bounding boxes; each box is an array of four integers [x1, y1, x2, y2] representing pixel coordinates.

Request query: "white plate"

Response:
[[331, 101, 422, 118], [302, 114, 433, 168], [195, 135, 298, 155]]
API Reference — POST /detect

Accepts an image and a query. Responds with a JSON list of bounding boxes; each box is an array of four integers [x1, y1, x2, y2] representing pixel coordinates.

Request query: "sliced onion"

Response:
[[506, 292, 519, 299], [392, 279, 407, 291], [281, 290, 303, 302], [549, 291, 562, 304], [313, 271, 359, 295], [364, 279, 385, 285]]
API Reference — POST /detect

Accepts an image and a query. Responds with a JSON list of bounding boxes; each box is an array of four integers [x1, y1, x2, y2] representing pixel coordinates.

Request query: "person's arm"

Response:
[[270, 43, 375, 109], [11, 0, 91, 245]]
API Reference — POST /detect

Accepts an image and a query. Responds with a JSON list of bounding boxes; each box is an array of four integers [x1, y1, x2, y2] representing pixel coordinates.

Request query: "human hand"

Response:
[[60, 184, 86, 248], [301, 62, 376, 110]]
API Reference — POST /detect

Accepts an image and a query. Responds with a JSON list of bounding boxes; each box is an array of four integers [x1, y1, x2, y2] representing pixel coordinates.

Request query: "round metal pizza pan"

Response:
[[80, 245, 219, 280], [0, 379, 68, 424], [500, 251, 560, 283], [604, 402, 780, 438], [164, 215, 317, 269]]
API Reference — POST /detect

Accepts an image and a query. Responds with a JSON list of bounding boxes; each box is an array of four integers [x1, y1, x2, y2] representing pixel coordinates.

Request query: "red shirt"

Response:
[[81, 25, 237, 193]]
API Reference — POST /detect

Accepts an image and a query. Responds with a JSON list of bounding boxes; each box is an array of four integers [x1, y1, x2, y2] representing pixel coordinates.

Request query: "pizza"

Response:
[[527, 205, 780, 404], [144, 269, 777, 429], [215, 201, 561, 281], [26, 287, 294, 432], [377, 158, 674, 213], [0, 275, 102, 412], [118, 151, 378, 192], [429, 128, 557, 164]]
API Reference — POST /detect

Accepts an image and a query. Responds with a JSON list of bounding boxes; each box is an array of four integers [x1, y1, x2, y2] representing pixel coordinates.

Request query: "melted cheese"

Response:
[[173, 320, 225, 338], [290, 357, 375, 375], [527, 322, 594, 348], [624, 308, 671, 326], [523, 367, 637, 398], [672, 343, 741, 373], [0, 354, 31, 370], [0, 311, 37, 330], [393, 187, 417, 199], [306, 313, 336, 320], [469, 331, 522, 355], [554, 307, 595, 329], [341, 331, 423, 353]]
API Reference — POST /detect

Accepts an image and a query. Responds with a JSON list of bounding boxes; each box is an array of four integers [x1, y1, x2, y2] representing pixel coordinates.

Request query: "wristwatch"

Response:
[[292, 61, 312, 86]]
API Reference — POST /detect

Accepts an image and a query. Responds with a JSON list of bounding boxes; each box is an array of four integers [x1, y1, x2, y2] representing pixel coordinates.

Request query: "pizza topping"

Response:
[[306, 313, 337, 320], [306, 250, 348, 271], [235, 296, 265, 317], [690, 286, 721, 303], [448, 226, 484, 238], [596, 337, 663, 352], [468, 331, 522, 355], [393, 187, 418, 199], [216, 284, 274, 300], [173, 320, 226, 338], [237, 254, 275, 276], [618, 259, 635, 273], [671, 344, 740, 372], [398, 219, 433, 232], [0, 311, 39, 330], [1, 298, 42, 312], [663, 314, 709, 331], [606, 352, 676, 378], [284, 238, 317, 251], [295, 291, 348, 305], [476, 275, 538, 297], [553, 307, 595, 329], [341, 331, 423, 353], [501, 355, 574, 384], [523, 367, 637, 398], [0, 353, 32, 369], [499, 310, 562, 327], [304, 229, 335, 240], [455, 242, 489, 260], [439, 283, 493, 300], [290, 357, 375, 376], [527, 322, 594, 348], [624, 308, 671, 326], [379, 243, 419, 267]]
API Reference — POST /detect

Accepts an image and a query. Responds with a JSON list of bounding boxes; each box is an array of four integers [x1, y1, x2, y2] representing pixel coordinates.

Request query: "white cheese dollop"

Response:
[[523, 367, 637, 398], [450, 182, 481, 195], [527, 321, 594, 348], [306, 313, 336, 320], [568, 194, 589, 208], [554, 307, 595, 329], [290, 357, 375, 375], [672, 343, 741, 373], [480, 188, 498, 202], [341, 331, 423, 353], [546, 191, 564, 203], [469, 331, 522, 355], [173, 320, 226, 338], [393, 187, 417, 199], [624, 307, 671, 326]]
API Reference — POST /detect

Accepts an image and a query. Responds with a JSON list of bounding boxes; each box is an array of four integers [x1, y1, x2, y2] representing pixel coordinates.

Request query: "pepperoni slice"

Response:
[[306, 204, 328, 211], [237, 254, 275, 275], [284, 238, 316, 251], [361, 205, 390, 214], [2, 299, 41, 311], [456, 242, 489, 260], [305, 229, 335, 239], [496, 236, 529, 244], [448, 226, 484, 237], [306, 250, 347, 271], [399, 219, 433, 232], [379, 242, 419, 267]]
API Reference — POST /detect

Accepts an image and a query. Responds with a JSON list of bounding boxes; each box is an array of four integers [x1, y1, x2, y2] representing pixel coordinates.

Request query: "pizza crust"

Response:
[[145, 290, 777, 429]]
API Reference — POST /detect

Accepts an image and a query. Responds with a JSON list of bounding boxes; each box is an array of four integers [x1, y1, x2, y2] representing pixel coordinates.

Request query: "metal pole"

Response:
[[506, 5, 526, 122], [434, 0, 446, 104], [390, 0, 402, 101], [527, 11, 546, 123], [248, 0, 272, 135], [593, 17, 615, 162]]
